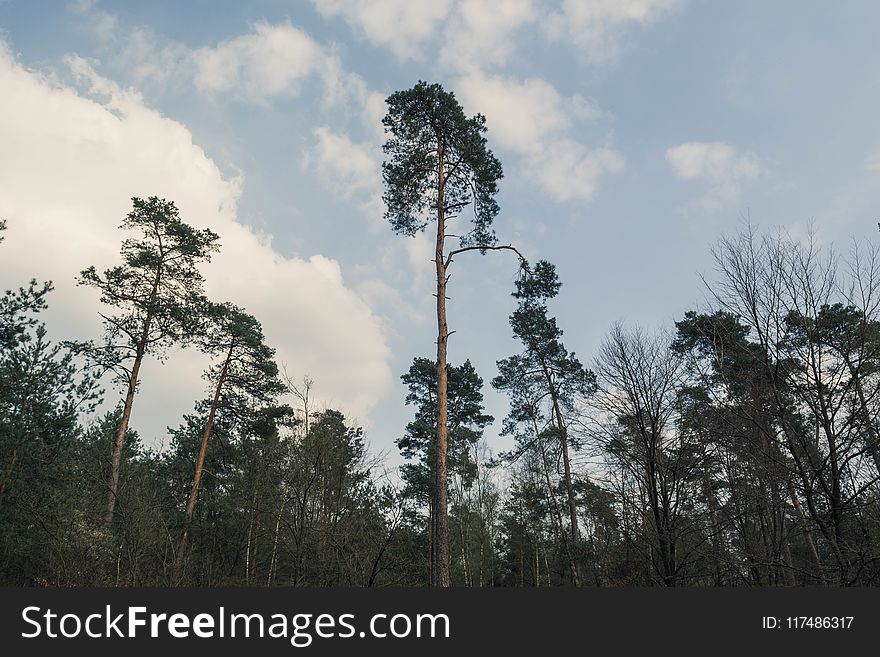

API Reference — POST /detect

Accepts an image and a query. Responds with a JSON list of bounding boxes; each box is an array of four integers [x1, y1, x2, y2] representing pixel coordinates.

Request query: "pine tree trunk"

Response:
[[536, 419, 571, 583], [106, 269, 161, 527], [245, 487, 258, 585], [544, 364, 580, 586], [174, 343, 233, 580], [105, 346, 145, 526], [433, 135, 451, 587]]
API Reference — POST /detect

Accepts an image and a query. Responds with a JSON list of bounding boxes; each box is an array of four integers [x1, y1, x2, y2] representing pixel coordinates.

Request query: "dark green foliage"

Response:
[[493, 260, 596, 585], [78, 197, 220, 379], [0, 223, 102, 584], [0, 221, 52, 352], [383, 81, 502, 247], [496, 261, 596, 428], [397, 357, 493, 506], [78, 196, 221, 524], [195, 300, 289, 428], [6, 201, 880, 588]]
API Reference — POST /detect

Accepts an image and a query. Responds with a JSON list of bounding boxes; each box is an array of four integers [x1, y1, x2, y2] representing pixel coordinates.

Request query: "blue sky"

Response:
[[1, 0, 879, 466]]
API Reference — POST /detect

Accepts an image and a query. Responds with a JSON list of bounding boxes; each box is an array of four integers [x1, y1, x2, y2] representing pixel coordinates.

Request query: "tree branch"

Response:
[[445, 244, 527, 268]]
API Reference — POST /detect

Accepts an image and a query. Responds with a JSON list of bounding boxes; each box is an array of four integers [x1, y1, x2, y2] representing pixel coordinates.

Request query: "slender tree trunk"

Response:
[[519, 537, 524, 587], [427, 497, 435, 585], [245, 486, 259, 585], [106, 344, 145, 525], [174, 343, 233, 580], [268, 496, 286, 586], [106, 268, 161, 526], [544, 365, 580, 586], [534, 546, 540, 587], [434, 135, 451, 587], [535, 418, 573, 584]]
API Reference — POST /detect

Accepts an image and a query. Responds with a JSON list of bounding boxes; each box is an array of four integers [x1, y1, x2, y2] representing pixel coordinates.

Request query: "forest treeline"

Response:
[[3, 209, 880, 587], [2, 81, 880, 587]]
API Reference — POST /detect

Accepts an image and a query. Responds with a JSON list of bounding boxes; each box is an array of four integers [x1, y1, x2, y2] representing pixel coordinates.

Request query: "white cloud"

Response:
[[439, 0, 536, 71], [362, 90, 388, 141], [402, 231, 434, 294], [666, 141, 766, 212], [544, 0, 681, 63], [311, 0, 454, 61], [356, 278, 429, 328], [306, 127, 384, 224], [311, 1, 681, 68], [192, 21, 329, 101], [73, 6, 377, 113], [456, 72, 574, 153], [190, 22, 385, 132], [455, 71, 621, 201], [666, 141, 762, 181], [0, 43, 392, 443], [532, 141, 625, 201]]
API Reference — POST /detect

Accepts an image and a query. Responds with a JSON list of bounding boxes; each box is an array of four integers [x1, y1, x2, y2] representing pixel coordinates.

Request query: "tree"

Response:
[[1, 221, 52, 352], [672, 310, 792, 585], [397, 357, 493, 583], [0, 221, 101, 584], [702, 228, 880, 583], [493, 260, 597, 585], [174, 301, 287, 578], [593, 325, 698, 586], [383, 80, 521, 585], [79, 197, 219, 525]]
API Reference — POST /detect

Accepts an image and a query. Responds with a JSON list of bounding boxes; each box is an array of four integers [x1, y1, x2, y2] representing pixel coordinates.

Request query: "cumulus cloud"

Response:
[[305, 127, 384, 224], [544, 0, 682, 63], [0, 42, 392, 443], [311, 0, 454, 61], [311, 0, 682, 67], [457, 73, 567, 152], [456, 71, 621, 201], [532, 141, 625, 201], [439, 0, 536, 71], [72, 4, 376, 114], [192, 21, 341, 103], [68, 6, 391, 223], [666, 141, 766, 213]]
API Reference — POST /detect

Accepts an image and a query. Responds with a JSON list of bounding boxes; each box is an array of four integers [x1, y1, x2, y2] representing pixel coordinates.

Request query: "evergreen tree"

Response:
[[78, 197, 219, 525], [0, 221, 100, 583], [494, 260, 596, 584], [174, 300, 288, 578], [397, 357, 493, 583], [383, 81, 520, 585]]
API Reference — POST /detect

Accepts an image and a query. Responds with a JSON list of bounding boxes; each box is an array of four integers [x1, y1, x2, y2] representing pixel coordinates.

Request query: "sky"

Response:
[[1, 0, 880, 467]]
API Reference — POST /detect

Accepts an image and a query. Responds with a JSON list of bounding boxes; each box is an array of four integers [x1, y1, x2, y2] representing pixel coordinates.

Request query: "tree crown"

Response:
[[382, 81, 502, 247], [78, 197, 220, 375]]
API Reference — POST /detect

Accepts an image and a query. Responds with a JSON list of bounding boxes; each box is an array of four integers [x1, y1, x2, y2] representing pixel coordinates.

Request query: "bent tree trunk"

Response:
[[105, 345, 145, 526], [106, 270, 161, 526], [552, 404, 579, 585], [174, 343, 233, 580], [540, 358, 580, 586]]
